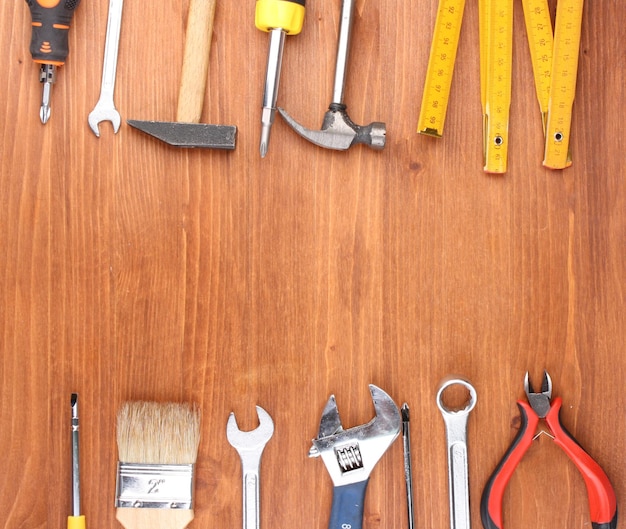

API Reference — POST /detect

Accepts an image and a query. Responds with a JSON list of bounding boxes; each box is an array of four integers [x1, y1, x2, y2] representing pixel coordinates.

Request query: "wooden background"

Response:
[[1, 0, 624, 528]]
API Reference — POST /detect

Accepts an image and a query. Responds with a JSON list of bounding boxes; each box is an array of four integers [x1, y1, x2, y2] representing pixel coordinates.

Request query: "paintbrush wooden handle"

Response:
[[117, 508, 194, 529], [176, 0, 217, 123]]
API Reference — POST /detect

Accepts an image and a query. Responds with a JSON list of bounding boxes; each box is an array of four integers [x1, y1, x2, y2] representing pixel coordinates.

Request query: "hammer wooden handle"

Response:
[[176, 0, 217, 123]]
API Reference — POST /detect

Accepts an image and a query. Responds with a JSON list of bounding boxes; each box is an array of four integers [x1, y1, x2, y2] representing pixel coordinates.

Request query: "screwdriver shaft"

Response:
[[260, 28, 286, 158], [39, 64, 56, 124], [71, 393, 80, 517], [402, 404, 415, 529]]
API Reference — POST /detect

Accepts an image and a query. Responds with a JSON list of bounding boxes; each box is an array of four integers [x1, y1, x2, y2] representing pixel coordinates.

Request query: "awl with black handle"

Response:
[[127, 0, 236, 149], [25, 0, 82, 123]]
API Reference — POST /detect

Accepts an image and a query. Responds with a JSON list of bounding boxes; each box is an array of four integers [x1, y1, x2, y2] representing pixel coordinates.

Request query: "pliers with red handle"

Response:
[[481, 371, 618, 529]]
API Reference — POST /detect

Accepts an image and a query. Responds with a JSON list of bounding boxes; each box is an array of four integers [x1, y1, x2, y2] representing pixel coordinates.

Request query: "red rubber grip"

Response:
[[480, 401, 539, 529], [545, 397, 617, 527]]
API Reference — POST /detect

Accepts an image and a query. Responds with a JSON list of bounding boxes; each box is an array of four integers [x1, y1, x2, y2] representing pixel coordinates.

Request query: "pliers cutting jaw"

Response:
[[481, 371, 618, 529], [524, 371, 552, 419]]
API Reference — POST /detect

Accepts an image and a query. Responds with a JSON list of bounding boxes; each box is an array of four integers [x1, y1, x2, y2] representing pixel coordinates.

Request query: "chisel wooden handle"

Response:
[[176, 0, 217, 123]]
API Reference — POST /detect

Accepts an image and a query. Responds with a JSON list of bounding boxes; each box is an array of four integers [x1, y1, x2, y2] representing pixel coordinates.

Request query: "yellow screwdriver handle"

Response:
[[68, 515, 85, 529], [255, 0, 305, 35]]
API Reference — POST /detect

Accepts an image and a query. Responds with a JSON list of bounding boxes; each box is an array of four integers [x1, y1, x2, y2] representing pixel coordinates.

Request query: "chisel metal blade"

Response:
[[127, 120, 237, 149]]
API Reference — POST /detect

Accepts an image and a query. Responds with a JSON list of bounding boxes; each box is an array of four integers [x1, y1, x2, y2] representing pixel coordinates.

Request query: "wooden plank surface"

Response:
[[1, 0, 624, 528]]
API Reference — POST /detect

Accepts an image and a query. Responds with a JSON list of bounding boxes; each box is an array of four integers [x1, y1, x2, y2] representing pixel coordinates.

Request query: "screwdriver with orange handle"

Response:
[[25, 0, 81, 123]]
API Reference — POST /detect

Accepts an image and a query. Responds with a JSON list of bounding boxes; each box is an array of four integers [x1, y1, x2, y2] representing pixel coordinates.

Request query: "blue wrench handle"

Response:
[[329, 480, 370, 529]]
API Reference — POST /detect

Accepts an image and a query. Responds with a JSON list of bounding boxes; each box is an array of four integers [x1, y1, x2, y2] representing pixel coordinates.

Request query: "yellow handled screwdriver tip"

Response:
[[69, 394, 85, 529], [255, 0, 305, 157]]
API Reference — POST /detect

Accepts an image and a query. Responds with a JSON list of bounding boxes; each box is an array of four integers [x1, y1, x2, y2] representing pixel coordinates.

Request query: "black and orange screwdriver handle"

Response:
[[26, 0, 81, 122], [481, 398, 618, 529], [26, 0, 81, 66]]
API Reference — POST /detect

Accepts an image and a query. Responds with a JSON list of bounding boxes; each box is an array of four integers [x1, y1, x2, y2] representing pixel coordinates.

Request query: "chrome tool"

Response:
[[227, 406, 275, 529], [436, 377, 477, 529], [88, 0, 124, 136], [310, 384, 401, 529]]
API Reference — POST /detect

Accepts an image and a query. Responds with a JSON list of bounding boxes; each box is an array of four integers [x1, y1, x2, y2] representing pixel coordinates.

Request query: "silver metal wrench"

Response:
[[227, 406, 274, 529], [88, 0, 123, 136], [310, 385, 401, 529], [436, 376, 477, 529]]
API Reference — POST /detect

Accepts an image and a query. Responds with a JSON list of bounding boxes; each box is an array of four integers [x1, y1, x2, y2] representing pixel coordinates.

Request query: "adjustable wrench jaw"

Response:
[[310, 385, 401, 486]]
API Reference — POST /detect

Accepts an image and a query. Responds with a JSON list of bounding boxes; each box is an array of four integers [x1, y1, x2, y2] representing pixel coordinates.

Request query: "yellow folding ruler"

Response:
[[416, 0, 466, 137], [541, 0, 584, 169], [481, 0, 514, 173], [418, 0, 584, 172], [521, 0, 554, 132], [417, 0, 515, 173]]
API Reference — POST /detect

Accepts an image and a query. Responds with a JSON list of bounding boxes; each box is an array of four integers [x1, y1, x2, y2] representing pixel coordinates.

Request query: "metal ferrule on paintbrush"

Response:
[[115, 462, 196, 509]]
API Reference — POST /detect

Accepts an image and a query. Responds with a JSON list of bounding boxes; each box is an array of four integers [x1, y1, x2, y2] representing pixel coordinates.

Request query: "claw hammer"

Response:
[[278, 0, 386, 150]]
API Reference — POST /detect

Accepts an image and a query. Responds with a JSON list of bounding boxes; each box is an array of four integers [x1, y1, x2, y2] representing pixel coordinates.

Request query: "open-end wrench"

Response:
[[88, 0, 123, 137], [437, 376, 478, 529], [310, 385, 401, 529], [227, 406, 274, 529]]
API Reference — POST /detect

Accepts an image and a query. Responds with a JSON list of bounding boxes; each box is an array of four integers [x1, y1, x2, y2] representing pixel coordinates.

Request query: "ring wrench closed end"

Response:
[[437, 376, 477, 529]]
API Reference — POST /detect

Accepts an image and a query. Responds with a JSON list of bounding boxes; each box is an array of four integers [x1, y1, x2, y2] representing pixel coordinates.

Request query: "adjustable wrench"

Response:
[[436, 377, 477, 529], [310, 385, 401, 529], [88, 0, 123, 136], [227, 406, 274, 529]]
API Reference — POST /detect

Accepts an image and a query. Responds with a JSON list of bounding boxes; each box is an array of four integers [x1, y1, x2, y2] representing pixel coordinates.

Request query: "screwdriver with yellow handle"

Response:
[[256, 0, 305, 157], [68, 393, 86, 529], [25, 0, 81, 124]]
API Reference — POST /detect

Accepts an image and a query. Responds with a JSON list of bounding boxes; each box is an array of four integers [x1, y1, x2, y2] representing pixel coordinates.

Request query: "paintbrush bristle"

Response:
[[117, 401, 201, 464]]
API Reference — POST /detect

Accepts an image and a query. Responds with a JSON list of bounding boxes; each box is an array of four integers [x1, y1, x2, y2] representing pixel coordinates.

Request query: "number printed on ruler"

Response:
[[543, 0, 584, 169], [417, 0, 466, 137], [521, 0, 554, 120], [483, 0, 513, 173]]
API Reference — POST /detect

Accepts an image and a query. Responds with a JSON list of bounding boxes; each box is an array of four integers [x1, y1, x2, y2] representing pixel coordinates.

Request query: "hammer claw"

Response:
[[278, 106, 386, 150]]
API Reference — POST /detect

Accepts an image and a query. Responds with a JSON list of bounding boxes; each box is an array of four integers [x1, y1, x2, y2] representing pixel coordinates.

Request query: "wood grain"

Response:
[[1, 1, 624, 529]]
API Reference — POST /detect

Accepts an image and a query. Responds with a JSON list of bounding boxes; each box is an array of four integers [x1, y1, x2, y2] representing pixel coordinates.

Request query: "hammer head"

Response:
[[127, 120, 237, 149], [278, 103, 386, 151]]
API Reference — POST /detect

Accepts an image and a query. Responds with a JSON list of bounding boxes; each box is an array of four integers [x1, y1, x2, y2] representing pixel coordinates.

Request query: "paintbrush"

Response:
[[115, 401, 201, 529]]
